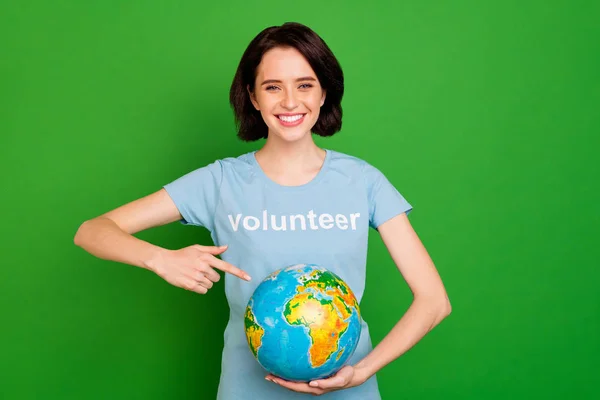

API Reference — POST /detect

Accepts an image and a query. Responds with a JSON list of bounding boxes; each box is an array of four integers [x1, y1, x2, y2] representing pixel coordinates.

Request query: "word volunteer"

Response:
[[227, 210, 362, 232]]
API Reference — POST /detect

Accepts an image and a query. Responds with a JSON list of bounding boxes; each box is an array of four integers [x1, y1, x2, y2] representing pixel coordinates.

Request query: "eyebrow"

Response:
[[260, 76, 317, 86]]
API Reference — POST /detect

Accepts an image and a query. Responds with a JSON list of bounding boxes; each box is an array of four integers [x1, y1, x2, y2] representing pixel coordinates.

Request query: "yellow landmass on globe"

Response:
[[244, 307, 264, 357], [299, 278, 361, 320], [285, 293, 349, 367]]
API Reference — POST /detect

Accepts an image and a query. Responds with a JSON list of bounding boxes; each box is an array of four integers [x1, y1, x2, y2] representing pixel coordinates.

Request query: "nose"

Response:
[[281, 89, 298, 110]]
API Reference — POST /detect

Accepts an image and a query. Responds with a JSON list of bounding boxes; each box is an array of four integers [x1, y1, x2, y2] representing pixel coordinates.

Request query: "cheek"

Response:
[[310, 91, 325, 107], [257, 95, 277, 111]]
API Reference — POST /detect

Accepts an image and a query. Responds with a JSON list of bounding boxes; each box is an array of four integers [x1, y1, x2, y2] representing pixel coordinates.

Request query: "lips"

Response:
[[276, 113, 306, 127]]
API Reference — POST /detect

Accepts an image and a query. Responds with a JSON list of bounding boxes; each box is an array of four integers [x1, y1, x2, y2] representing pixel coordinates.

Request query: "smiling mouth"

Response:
[[277, 114, 306, 123], [275, 113, 307, 127]]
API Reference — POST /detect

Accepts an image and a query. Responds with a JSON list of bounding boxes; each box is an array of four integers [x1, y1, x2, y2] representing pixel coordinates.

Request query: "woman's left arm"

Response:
[[350, 212, 452, 384], [266, 212, 452, 395]]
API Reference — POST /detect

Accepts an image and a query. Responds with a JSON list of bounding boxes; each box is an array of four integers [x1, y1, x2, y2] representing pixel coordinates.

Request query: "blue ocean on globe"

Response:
[[244, 264, 362, 382]]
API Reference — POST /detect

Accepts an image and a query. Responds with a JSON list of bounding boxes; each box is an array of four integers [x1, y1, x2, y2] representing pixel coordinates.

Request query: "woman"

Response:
[[74, 22, 451, 399]]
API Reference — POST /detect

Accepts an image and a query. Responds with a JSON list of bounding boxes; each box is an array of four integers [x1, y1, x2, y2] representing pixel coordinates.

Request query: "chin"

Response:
[[271, 134, 306, 144], [271, 128, 311, 143], [268, 117, 318, 143]]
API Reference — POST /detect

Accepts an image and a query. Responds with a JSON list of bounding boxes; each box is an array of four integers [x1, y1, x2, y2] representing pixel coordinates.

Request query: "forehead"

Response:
[[256, 47, 316, 79]]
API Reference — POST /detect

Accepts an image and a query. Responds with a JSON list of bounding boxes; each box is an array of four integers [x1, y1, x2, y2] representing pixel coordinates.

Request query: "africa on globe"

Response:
[[244, 264, 362, 382]]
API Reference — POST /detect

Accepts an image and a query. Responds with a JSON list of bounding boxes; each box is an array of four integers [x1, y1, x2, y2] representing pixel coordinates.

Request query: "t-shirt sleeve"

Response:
[[162, 160, 223, 230], [363, 161, 413, 229]]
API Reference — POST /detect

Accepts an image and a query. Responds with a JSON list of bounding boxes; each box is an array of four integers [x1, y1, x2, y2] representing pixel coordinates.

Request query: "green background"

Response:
[[2, 0, 598, 399]]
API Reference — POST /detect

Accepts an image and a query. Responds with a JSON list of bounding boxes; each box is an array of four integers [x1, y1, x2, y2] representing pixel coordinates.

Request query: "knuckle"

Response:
[[196, 261, 208, 271], [182, 282, 195, 291], [188, 247, 201, 256]]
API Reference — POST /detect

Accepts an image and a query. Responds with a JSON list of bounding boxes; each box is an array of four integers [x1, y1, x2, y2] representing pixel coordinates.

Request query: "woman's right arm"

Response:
[[74, 188, 251, 294], [73, 188, 181, 270]]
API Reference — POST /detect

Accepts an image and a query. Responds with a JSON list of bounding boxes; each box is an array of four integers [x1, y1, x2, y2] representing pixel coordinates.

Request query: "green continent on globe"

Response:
[[244, 304, 264, 357], [283, 269, 359, 368]]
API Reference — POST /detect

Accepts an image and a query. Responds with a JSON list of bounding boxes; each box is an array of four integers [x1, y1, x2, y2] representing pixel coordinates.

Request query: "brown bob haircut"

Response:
[[229, 22, 344, 142]]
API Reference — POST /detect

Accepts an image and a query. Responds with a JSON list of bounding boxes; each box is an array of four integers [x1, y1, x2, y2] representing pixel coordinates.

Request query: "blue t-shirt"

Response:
[[163, 149, 413, 400]]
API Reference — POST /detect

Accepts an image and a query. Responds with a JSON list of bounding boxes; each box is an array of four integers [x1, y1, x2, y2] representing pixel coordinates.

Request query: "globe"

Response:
[[244, 263, 362, 382]]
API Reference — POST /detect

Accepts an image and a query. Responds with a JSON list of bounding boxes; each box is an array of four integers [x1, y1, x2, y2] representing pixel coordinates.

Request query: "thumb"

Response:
[[193, 244, 228, 254], [310, 367, 352, 389]]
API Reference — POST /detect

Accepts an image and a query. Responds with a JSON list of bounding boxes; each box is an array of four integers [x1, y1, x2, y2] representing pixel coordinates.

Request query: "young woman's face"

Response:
[[249, 46, 326, 143]]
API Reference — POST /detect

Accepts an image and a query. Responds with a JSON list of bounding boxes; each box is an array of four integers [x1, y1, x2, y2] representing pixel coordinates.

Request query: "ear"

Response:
[[247, 84, 260, 110], [320, 89, 326, 107]]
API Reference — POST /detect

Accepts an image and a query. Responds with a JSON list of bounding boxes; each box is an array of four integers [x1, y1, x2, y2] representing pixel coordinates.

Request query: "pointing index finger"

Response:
[[212, 257, 251, 281]]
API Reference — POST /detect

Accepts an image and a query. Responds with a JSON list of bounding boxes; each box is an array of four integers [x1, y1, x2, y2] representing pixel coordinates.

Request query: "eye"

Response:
[[299, 83, 313, 89], [265, 85, 280, 91]]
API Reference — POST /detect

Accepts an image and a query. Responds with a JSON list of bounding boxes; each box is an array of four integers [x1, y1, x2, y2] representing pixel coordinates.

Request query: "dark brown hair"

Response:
[[229, 22, 344, 141]]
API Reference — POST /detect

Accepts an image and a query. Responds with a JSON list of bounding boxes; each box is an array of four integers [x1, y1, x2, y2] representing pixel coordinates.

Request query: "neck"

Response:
[[256, 133, 325, 170]]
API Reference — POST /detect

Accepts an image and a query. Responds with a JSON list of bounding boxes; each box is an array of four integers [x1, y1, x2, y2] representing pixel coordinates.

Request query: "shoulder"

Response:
[[184, 151, 255, 177], [164, 151, 257, 189], [215, 151, 258, 183], [327, 149, 385, 182], [218, 151, 255, 170]]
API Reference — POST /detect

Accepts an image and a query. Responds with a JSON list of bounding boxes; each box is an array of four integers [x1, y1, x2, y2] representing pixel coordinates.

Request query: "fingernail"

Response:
[[309, 381, 319, 387], [244, 274, 252, 281], [220, 244, 228, 248]]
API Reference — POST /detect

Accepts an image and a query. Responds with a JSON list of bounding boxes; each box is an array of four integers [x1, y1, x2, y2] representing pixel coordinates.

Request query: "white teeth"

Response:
[[278, 114, 303, 122]]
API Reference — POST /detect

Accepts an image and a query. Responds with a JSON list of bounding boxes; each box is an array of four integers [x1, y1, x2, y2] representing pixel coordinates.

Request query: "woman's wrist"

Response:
[[351, 362, 374, 386], [143, 246, 169, 273]]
